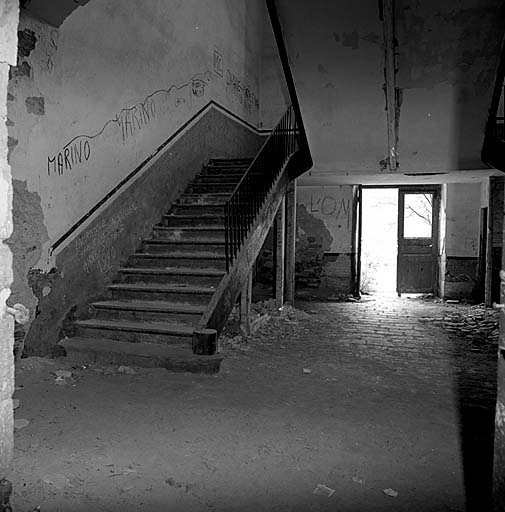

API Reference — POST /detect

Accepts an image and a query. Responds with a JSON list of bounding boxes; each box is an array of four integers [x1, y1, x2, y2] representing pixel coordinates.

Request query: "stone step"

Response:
[[152, 225, 225, 241], [162, 213, 225, 227], [141, 238, 225, 254], [186, 183, 236, 193], [117, 266, 224, 286], [168, 203, 225, 216], [92, 300, 205, 324], [177, 193, 230, 205], [193, 173, 244, 183], [74, 318, 194, 344], [128, 252, 226, 269], [59, 337, 222, 373], [108, 282, 215, 302]]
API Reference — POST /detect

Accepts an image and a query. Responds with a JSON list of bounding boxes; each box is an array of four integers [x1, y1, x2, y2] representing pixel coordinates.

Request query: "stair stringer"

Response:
[[196, 157, 293, 336]]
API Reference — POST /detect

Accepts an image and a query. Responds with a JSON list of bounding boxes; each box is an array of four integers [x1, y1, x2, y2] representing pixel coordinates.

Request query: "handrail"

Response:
[[266, 0, 313, 177], [224, 105, 298, 270]]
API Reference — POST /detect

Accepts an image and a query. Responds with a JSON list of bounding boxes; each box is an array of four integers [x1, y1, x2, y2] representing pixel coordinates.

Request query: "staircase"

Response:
[[60, 158, 253, 373]]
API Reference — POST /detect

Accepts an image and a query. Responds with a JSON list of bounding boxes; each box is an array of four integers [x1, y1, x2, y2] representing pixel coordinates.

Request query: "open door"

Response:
[[397, 187, 439, 295]]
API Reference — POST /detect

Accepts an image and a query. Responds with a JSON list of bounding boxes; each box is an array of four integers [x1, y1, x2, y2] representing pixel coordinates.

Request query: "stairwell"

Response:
[[60, 158, 253, 374]]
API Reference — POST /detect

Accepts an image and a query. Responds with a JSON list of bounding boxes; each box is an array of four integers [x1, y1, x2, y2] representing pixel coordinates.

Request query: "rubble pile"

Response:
[[421, 304, 499, 345]]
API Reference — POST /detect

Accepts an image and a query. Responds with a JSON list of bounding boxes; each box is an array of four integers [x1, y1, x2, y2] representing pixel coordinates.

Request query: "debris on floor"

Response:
[[418, 303, 499, 345], [383, 488, 399, 498], [313, 484, 335, 497]]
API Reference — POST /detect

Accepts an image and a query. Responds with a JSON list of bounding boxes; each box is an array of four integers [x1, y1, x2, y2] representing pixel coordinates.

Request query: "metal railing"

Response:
[[224, 105, 298, 270]]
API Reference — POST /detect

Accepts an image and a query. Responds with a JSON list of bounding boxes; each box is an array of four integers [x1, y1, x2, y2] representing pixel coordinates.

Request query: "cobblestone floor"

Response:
[[10, 295, 497, 511]]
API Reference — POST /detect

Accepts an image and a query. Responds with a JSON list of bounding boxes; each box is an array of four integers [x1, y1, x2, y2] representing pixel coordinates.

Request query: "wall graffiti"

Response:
[[310, 195, 351, 228], [46, 71, 212, 178], [47, 138, 91, 176], [117, 97, 156, 143], [79, 202, 138, 274], [46, 48, 259, 180]]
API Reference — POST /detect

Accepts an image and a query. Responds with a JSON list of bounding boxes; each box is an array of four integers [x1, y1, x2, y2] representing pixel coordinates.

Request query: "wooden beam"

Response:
[[275, 196, 286, 309], [240, 270, 252, 336], [284, 180, 296, 304]]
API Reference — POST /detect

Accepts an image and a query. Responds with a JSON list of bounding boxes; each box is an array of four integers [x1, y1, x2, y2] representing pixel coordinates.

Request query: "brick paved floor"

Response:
[[10, 295, 497, 511]]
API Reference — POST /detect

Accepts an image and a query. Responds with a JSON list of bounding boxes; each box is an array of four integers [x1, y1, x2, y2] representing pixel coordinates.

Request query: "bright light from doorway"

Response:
[[361, 188, 398, 294]]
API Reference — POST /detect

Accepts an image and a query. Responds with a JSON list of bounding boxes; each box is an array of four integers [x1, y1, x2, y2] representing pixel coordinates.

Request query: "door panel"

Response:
[[397, 188, 439, 295]]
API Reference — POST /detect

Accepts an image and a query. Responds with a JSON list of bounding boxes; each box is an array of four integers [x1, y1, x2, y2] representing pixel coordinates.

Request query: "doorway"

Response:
[[360, 186, 440, 296]]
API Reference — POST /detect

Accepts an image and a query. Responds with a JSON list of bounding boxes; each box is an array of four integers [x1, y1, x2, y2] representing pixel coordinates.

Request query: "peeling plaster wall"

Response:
[[397, 0, 505, 173], [275, 0, 387, 174], [5, 0, 267, 351], [254, 185, 355, 296], [296, 186, 354, 295], [443, 182, 482, 298], [8, 0, 262, 246], [0, 0, 18, 479], [274, 0, 505, 179]]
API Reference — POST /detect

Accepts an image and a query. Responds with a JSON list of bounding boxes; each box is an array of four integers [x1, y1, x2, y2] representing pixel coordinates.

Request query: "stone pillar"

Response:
[[274, 197, 285, 309], [284, 180, 296, 305], [0, 0, 19, 486]]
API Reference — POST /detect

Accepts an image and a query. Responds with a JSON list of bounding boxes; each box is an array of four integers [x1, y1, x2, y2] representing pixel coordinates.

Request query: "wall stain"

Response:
[[9, 61, 31, 79], [7, 136, 18, 162], [342, 30, 359, 50], [18, 29, 37, 58], [25, 96, 45, 115], [317, 64, 328, 74], [4, 180, 50, 332]]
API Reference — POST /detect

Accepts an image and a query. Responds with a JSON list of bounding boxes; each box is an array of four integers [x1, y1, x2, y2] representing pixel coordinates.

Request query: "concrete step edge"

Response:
[[92, 300, 206, 314], [74, 319, 194, 336], [108, 283, 215, 294]]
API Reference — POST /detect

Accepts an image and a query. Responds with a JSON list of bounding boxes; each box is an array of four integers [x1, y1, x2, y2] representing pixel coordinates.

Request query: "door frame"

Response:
[[358, 184, 441, 297], [397, 185, 441, 296]]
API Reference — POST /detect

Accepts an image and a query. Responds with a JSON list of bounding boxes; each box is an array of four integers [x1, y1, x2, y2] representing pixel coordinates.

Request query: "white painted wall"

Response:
[[445, 182, 481, 257], [7, 0, 263, 265]]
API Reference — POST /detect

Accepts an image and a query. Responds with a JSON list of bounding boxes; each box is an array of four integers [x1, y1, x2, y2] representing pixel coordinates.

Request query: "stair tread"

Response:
[[74, 318, 195, 335], [108, 283, 215, 293], [163, 214, 225, 219], [133, 252, 225, 259], [143, 238, 225, 244], [119, 267, 225, 276], [61, 337, 222, 362], [92, 300, 206, 314], [154, 225, 224, 231]]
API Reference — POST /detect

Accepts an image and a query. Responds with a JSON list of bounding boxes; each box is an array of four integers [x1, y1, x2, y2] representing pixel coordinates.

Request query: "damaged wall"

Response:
[[396, 0, 505, 173], [0, 0, 19, 480], [6, 0, 267, 353], [274, 0, 505, 179], [255, 185, 355, 298], [443, 182, 482, 299], [275, 0, 387, 175]]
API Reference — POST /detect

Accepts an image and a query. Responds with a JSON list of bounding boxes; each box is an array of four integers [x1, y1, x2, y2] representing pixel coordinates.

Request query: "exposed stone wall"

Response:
[[0, 0, 19, 480], [255, 185, 356, 298]]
